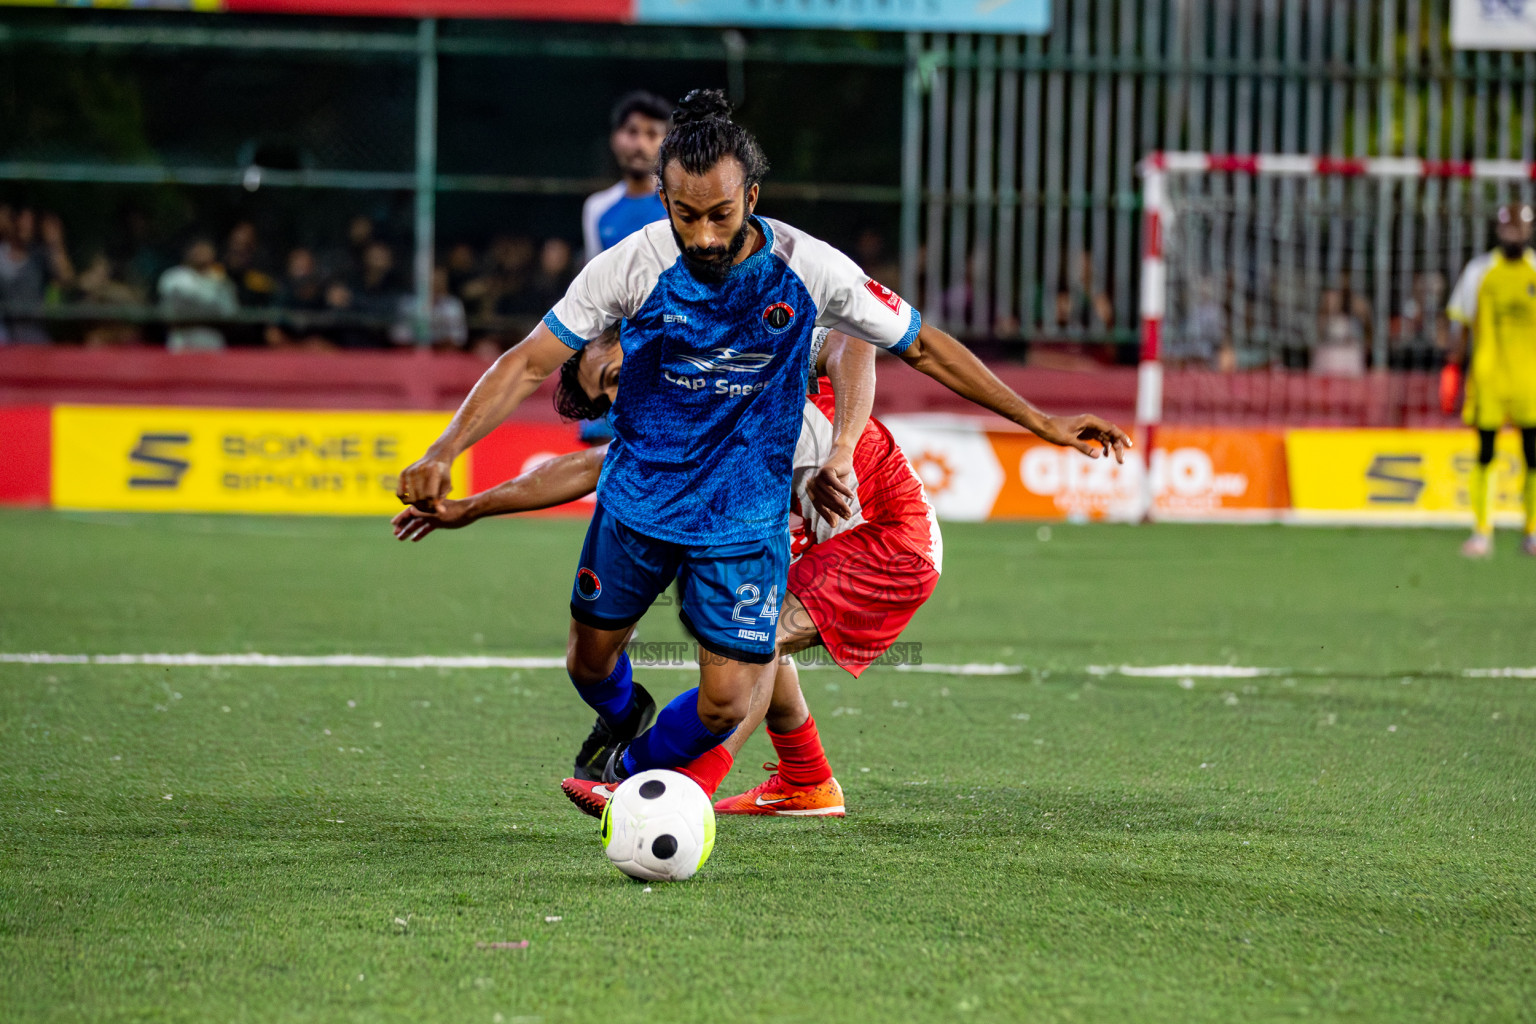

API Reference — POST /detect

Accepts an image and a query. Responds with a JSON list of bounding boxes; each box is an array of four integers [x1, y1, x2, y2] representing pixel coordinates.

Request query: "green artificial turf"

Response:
[[1, 509, 1533, 1022]]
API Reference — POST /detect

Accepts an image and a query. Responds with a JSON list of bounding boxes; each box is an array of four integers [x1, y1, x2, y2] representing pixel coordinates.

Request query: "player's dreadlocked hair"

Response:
[[553, 326, 620, 422], [655, 89, 769, 192]]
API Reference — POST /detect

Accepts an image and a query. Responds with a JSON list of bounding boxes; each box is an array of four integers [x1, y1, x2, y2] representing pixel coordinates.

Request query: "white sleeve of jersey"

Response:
[[545, 222, 672, 349], [1447, 252, 1492, 325], [581, 182, 624, 265], [769, 218, 921, 352]]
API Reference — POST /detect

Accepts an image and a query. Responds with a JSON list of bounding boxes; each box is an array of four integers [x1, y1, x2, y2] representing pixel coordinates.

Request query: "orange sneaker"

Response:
[[713, 763, 845, 817]]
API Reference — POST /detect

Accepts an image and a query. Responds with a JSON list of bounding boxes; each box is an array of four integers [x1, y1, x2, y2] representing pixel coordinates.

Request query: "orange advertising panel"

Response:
[[989, 426, 1289, 521]]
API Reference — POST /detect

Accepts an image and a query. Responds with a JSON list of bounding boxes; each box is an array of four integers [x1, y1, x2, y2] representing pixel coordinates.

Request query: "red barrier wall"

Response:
[[0, 348, 563, 421], [0, 405, 51, 506], [0, 348, 1459, 429]]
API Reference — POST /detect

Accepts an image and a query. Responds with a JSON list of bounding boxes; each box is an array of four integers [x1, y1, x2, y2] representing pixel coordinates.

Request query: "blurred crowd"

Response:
[[1164, 268, 1451, 375], [0, 203, 578, 357], [0, 197, 1455, 374]]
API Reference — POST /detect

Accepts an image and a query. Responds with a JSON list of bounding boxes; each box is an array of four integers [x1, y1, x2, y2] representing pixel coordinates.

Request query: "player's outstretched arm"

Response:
[[897, 322, 1131, 462], [809, 330, 875, 525], [397, 324, 577, 509], [393, 445, 607, 542]]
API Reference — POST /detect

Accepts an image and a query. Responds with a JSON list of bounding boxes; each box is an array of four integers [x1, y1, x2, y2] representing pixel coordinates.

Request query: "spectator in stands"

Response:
[[265, 247, 333, 350], [444, 242, 479, 301], [1313, 274, 1372, 377], [223, 221, 276, 308], [116, 206, 169, 297], [1056, 252, 1114, 335], [330, 239, 405, 348], [323, 214, 378, 282], [525, 238, 576, 315], [0, 205, 75, 344], [1170, 277, 1234, 371], [461, 234, 533, 322], [1391, 270, 1448, 370], [72, 250, 145, 347], [390, 266, 468, 350], [158, 237, 237, 352]]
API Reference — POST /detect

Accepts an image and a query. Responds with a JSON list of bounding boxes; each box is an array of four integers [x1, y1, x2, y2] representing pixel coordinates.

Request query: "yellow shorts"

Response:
[[1464, 377, 1536, 430]]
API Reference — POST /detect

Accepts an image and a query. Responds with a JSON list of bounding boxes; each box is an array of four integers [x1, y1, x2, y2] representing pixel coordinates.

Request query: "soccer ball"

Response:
[[600, 769, 715, 882]]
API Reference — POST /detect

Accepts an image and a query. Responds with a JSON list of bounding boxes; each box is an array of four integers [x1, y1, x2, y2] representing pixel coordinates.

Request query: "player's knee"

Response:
[[696, 690, 748, 735], [565, 642, 615, 687]]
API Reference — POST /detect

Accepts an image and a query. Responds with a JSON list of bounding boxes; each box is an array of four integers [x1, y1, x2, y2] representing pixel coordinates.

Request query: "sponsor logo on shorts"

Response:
[[736, 629, 771, 642], [576, 567, 602, 600], [865, 279, 904, 313], [761, 302, 796, 334]]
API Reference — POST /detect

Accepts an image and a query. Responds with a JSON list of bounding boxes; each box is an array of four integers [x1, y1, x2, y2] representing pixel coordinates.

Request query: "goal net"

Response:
[[1137, 153, 1536, 431]]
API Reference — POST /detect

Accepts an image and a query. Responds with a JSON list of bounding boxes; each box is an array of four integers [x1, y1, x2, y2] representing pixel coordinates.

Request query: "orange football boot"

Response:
[[713, 763, 845, 817]]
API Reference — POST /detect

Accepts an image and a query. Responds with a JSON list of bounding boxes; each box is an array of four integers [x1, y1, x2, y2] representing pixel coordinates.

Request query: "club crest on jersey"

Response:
[[761, 302, 796, 334], [865, 279, 904, 314], [576, 567, 602, 600]]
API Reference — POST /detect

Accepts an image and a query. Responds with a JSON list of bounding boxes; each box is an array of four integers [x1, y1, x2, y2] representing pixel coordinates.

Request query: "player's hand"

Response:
[[391, 500, 474, 542], [396, 453, 453, 511], [808, 447, 857, 527], [1038, 414, 1132, 463]]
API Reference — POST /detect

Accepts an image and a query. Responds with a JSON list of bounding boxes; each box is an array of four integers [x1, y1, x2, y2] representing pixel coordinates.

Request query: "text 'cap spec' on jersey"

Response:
[[542, 216, 922, 546]]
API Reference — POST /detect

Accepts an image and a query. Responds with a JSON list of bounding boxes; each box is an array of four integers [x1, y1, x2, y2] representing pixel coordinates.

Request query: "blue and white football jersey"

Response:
[[582, 182, 669, 263], [544, 216, 921, 545]]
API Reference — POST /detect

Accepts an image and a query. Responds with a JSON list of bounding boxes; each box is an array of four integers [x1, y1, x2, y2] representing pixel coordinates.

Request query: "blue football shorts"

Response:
[[568, 502, 788, 664]]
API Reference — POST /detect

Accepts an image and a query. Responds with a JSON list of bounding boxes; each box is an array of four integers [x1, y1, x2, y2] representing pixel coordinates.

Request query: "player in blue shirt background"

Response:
[[578, 92, 671, 445], [397, 90, 1129, 811], [582, 91, 672, 264]]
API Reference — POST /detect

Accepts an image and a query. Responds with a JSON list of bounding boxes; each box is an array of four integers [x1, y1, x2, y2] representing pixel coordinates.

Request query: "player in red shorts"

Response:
[[393, 327, 939, 817]]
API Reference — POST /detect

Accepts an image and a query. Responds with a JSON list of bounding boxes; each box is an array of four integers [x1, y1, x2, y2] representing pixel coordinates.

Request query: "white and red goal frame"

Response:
[[1134, 151, 1536, 464]]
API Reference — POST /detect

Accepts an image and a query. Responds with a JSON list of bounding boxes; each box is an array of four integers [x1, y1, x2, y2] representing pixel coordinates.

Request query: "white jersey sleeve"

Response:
[[767, 217, 922, 352], [581, 182, 625, 264], [544, 221, 675, 349], [1447, 251, 1494, 325]]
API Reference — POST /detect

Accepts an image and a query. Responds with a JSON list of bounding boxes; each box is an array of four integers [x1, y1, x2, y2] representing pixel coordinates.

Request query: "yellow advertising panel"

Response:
[[52, 406, 466, 515], [1287, 428, 1527, 525]]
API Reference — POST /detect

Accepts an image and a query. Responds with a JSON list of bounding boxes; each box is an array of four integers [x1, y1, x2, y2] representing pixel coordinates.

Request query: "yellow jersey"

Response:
[[1467, 249, 1536, 428]]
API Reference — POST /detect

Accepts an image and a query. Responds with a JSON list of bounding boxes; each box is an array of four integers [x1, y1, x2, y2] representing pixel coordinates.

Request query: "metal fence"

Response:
[[3, 2, 1534, 352], [907, 0, 1536, 351], [0, 13, 906, 346]]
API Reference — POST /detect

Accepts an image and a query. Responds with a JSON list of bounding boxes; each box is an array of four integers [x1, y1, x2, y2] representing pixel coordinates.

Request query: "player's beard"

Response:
[[673, 217, 751, 284], [1500, 240, 1527, 260]]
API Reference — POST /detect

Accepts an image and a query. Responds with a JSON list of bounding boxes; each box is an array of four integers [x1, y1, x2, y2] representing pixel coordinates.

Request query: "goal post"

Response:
[[1134, 152, 1536, 518]]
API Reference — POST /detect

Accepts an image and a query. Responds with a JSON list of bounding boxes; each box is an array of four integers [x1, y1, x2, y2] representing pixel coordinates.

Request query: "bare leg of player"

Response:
[[722, 591, 818, 759], [565, 619, 632, 685], [703, 592, 846, 817]]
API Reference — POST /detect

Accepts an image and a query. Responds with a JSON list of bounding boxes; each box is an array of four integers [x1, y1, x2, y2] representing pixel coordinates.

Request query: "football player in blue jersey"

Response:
[[397, 89, 1130, 811], [582, 91, 672, 264]]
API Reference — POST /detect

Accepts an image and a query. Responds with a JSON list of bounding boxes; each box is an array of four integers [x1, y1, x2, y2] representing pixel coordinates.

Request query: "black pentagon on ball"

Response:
[[638, 779, 666, 799], [651, 833, 679, 859]]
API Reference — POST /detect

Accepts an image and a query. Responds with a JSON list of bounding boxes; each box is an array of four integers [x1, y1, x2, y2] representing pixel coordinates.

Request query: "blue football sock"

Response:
[[621, 688, 732, 775], [571, 651, 635, 728]]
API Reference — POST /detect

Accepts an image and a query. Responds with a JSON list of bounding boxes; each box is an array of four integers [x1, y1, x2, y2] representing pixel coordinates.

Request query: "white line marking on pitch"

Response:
[[3, 654, 1530, 680], [1087, 664, 1277, 678], [0, 652, 1025, 677]]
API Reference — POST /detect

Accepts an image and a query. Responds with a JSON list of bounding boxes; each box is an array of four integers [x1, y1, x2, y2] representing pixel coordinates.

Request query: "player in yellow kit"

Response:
[[1453, 203, 1536, 557]]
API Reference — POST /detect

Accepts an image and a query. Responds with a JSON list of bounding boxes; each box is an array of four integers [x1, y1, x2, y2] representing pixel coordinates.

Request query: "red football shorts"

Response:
[[788, 522, 940, 677]]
